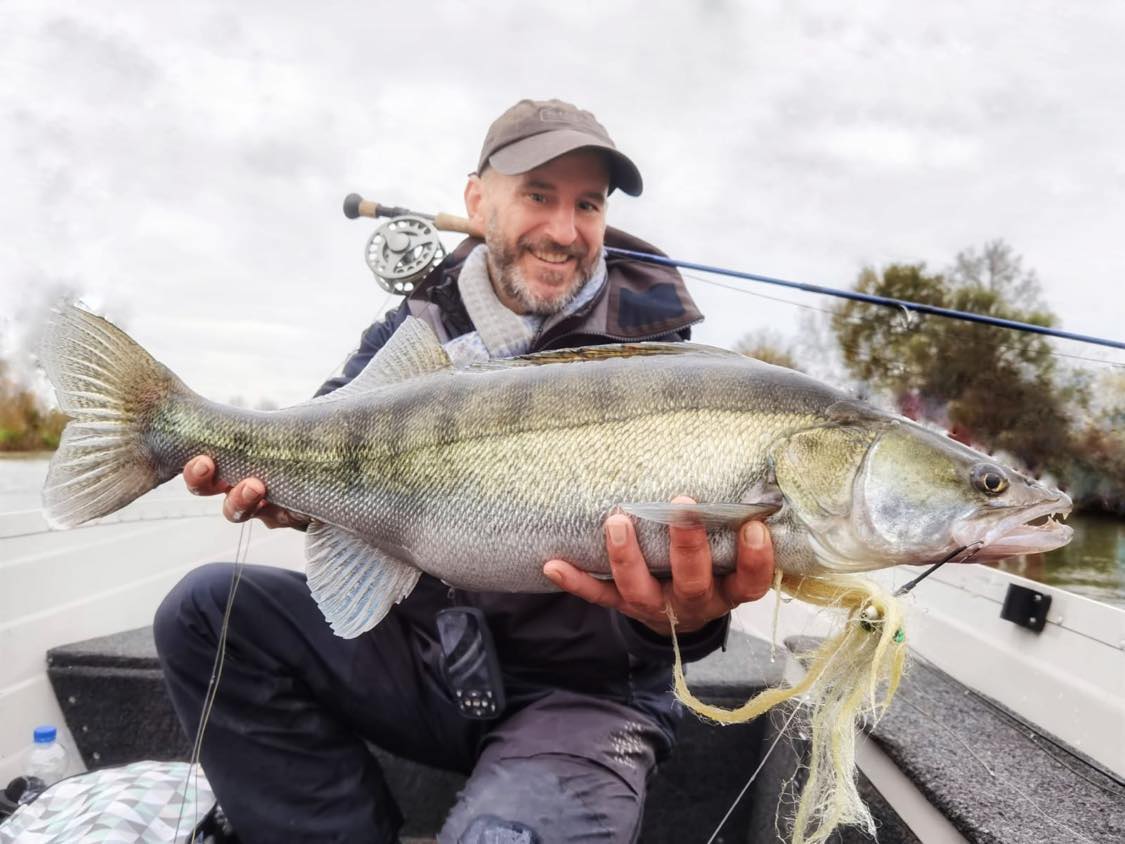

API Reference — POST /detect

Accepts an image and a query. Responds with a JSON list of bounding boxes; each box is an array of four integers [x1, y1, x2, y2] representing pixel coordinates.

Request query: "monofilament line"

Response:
[[174, 519, 252, 842], [893, 542, 981, 597], [704, 702, 805, 844]]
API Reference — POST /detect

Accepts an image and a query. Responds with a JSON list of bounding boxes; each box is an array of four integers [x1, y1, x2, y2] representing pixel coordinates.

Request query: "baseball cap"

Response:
[[476, 99, 643, 196]]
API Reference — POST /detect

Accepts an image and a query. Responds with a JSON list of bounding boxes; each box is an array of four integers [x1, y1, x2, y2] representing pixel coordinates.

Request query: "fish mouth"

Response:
[[956, 495, 1074, 562]]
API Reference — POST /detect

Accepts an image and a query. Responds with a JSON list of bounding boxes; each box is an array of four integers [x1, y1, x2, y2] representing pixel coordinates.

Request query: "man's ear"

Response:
[[464, 174, 486, 231]]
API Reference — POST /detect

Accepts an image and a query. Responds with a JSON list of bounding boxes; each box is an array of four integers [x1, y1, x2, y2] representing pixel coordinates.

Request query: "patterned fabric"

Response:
[[447, 244, 607, 364], [0, 761, 214, 844]]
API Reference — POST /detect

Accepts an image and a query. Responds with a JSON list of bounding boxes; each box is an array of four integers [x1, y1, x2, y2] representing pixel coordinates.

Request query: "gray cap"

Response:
[[476, 99, 643, 196]]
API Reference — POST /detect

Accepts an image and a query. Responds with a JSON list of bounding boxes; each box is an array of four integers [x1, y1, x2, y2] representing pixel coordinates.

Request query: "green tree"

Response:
[[830, 242, 1072, 472], [0, 360, 67, 452]]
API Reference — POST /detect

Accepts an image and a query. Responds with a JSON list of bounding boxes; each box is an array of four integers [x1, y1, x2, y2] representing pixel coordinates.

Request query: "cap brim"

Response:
[[488, 129, 643, 197]]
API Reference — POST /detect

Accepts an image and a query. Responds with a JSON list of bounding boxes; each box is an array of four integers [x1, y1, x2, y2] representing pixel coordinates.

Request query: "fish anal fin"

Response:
[[305, 521, 422, 638], [619, 501, 779, 530]]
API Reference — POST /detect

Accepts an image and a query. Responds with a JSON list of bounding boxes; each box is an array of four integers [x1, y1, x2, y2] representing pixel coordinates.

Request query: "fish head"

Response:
[[772, 404, 1073, 572], [857, 421, 1073, 564]]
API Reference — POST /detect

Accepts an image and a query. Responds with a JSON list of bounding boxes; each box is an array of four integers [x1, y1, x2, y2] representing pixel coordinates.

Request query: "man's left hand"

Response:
[[543, 496, 776, 636]]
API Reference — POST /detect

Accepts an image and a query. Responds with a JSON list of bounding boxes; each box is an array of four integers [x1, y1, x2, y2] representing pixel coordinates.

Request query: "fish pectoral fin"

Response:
[[305, 521, 422, 638], [618, 501, 779, 529]]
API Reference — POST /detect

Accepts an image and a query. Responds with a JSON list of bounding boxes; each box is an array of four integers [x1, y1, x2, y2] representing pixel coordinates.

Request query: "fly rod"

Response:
[[343, 193, 1125, 351]]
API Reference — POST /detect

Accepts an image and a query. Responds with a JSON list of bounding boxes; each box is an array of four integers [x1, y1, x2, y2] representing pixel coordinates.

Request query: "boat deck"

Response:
[[40, 624, 1125, 843]]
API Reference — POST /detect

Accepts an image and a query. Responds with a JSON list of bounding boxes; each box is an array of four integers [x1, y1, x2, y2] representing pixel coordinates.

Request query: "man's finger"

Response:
[[257, 503, 311, 532], [667, 496, 715, 605], [720, 520, 776, 608], [183, 456, 228, 496], [544, 559, 622, 610], [604, 515, 665, 615], [222, 479, 266, 523]]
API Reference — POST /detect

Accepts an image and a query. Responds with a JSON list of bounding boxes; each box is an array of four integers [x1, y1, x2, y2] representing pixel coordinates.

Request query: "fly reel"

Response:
[[364, 215, 446, 295]]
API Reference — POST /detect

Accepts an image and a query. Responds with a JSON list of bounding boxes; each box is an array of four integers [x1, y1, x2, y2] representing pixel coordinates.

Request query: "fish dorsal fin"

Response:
[[317, 317, 452, 401], [468, 341, 741, 370], [305, 521, 422, 638]]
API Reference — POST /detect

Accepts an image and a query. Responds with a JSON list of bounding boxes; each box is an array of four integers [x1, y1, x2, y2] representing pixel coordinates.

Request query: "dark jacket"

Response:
[[318, 228, 728, 737]]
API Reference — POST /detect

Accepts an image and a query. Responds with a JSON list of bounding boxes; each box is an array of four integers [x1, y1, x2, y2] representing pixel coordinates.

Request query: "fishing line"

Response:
[[373, 289, 400, 322], [173, 519, 252, 843], [703, 702, 805, 844], [682, 271, 839, 318], [892, 543, 982, 598], [894, 682, 1102, 844], [906, 655, 1124, 794]]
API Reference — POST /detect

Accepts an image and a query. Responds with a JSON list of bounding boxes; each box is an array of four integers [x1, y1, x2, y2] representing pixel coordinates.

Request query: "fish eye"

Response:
[[971, 463, 1009, 496]]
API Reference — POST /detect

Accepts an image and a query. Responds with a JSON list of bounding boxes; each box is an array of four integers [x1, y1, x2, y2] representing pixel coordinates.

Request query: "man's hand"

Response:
[[543, 496, 775, 636], [183, 455, 309, 531]]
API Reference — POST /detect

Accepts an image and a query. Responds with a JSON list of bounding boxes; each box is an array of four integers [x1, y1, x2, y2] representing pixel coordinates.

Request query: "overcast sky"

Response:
[[3, 1, 1123, 406]]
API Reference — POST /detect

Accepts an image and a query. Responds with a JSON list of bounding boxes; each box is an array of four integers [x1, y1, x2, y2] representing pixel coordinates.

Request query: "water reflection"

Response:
[[988, 513, 1125, 609]]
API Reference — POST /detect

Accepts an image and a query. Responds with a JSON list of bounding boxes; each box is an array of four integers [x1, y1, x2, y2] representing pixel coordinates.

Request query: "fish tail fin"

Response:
[[39, 304, 184, 528]]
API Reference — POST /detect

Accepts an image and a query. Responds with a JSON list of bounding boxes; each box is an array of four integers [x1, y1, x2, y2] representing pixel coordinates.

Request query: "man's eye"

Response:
[[579, 201, 602, 213], [528, 192, 547, 203]]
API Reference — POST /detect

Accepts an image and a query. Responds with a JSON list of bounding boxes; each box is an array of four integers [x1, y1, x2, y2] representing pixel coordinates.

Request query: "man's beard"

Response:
[[485, 214, 598, 316]]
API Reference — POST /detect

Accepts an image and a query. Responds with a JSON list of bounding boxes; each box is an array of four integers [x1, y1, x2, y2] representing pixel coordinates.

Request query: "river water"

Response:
[[4, 455, 1124, 609]]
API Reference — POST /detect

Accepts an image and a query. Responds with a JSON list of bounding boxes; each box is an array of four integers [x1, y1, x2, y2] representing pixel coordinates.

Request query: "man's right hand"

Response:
[[183, 455, 309, 531]]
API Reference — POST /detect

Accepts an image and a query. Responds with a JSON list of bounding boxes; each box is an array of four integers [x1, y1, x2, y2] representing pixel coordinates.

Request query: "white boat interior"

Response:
[[2, 458, 1123, 842], [0, 478, 305, 787]]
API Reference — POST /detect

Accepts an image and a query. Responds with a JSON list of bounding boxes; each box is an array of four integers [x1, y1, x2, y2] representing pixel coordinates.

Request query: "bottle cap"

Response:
[[33, 725, 57, 743]]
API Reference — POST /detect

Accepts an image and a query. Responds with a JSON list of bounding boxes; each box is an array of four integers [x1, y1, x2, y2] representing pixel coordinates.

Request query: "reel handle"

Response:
[[343, 193, 483, 238], [342, 193, 407, 220]]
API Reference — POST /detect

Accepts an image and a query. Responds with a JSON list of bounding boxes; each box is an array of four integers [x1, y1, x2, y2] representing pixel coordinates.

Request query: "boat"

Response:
[[2, 455, 1123, 842]]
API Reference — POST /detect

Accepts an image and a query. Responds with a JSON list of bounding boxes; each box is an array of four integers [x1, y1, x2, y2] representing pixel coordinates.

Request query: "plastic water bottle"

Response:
[[25, 725, 68, 787]]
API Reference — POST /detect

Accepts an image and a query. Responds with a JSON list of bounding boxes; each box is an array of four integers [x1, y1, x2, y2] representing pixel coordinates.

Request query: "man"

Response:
[[154, 99, 775, 843]]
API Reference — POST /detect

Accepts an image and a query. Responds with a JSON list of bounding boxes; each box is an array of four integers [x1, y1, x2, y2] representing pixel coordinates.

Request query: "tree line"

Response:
[[0, 361, 67, 452]]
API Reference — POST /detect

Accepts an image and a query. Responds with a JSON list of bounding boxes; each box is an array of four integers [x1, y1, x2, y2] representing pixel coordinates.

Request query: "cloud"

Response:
[[2, 0, 1122, 409]]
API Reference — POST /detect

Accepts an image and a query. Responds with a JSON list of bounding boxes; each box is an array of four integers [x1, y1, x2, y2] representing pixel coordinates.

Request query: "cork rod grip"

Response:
[[434, 212, 482, 238], [343, 193, 483, 238]]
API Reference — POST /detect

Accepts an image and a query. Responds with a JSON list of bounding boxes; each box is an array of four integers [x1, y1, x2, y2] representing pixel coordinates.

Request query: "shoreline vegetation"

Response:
[[4, 241, 1121, 515], [0, 362, 66, 454]]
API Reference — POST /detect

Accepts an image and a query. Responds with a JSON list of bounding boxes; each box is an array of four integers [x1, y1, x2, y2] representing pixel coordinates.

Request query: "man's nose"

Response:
[[543, 207, 578, 246]]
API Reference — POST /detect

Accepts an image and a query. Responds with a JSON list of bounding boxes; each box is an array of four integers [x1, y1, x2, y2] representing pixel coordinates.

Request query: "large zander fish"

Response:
[[41, 305, 1072, 637]]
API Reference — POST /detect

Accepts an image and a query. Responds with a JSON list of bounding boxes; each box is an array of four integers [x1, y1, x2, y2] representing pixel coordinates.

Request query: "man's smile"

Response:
[[528, 247, 576, 265]]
